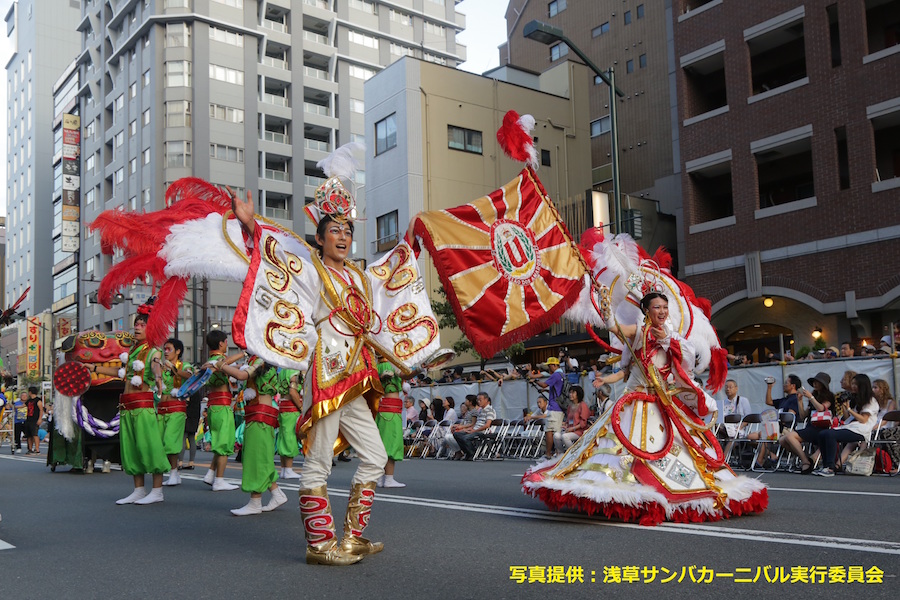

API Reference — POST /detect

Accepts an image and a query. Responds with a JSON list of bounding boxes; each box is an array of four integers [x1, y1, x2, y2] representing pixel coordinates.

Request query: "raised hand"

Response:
[[227, 185, 256, 234]]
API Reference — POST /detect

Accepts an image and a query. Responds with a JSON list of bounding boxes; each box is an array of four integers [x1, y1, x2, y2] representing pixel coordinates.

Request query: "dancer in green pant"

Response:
[[159, 338, 193, 487], [216, 355, 289, 515], [91, 303, 170, 505], [277, 371, 303, 480]]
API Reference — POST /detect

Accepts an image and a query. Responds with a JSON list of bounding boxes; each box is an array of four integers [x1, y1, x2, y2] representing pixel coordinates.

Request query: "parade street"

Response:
[[0, 450, 898, 600]]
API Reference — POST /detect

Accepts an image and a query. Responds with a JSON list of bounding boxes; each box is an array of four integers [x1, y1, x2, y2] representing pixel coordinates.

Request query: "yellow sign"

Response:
[[26, 319, 40, 379], [62, 114, 81, 130]]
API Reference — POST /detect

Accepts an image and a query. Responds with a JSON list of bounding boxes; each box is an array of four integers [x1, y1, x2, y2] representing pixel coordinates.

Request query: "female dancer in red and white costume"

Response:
[[523, 289, 768, 525]]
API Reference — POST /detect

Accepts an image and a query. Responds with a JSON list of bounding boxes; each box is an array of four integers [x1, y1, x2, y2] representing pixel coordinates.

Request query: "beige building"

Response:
[[364, 56, 593, 362]]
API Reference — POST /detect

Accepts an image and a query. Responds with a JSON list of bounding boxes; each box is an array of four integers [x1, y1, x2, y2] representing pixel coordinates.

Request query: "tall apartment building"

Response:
[[4, 0, 82, 316], [502, 0, 682, 260], [674, 0, 900, 357], [72, 0, 465, 362]]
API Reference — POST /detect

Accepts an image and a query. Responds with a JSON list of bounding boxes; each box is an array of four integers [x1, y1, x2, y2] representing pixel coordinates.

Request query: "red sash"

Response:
[[120, 391, 155, 411], [157, 400, 187, 415], [245, 403, 279, 428], [207, 391, 233, 406], [279, 399, 300, 413], [378, 397, 403, 414]]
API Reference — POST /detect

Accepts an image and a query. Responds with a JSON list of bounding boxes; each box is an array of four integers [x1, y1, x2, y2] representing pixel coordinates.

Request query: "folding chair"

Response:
[[870, 410, 900, 476], [473, 419, 508, 460], [500, 419, 525, 457], [423, 419, 452, 459], [751, 412, 795, 472], [522, 421, 546, 459], [410, 419, 437, 458], [725, 413, 761, 470], [403, 420, 423, 458]]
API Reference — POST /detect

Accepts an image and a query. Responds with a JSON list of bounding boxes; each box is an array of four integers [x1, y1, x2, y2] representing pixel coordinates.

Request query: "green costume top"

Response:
[[377, 361, 403, 395], [160, 360, 193, 395], [207, 354, 231, 388], [126, 343, 160, 388], [248, 358, 298, 400]]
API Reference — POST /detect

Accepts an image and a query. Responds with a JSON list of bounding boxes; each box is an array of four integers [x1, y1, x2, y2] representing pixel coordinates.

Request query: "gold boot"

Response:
[[340, 481, 384, 556], [299, 485, 363, 566]]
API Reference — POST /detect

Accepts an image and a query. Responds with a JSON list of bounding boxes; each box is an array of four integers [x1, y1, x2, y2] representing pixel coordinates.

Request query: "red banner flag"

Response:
[[411, 166, 586, 358]]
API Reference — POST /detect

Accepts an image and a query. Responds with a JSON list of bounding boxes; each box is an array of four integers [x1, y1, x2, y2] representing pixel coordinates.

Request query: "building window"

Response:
[[129, 119, 137, 135], [748, 15, 807, 96], [835, 126, 850, 190], [424, 22, 446, 38], [209, 103, 244, 123], [624, 10, 632, 25], [549, 0, 566, 17], [375, 114, 397, 155], [637, 4, 645, 18], [209, 143, 244, 163], [541, 149, 552, 166], [210, 0, 243, 8], [376, 211, 399, 252], [592, 22, 610, 37], [639, 54, 647, 68], [350, 99, 365, 114], [166, 22, 191, 48], [551, 42, 568, 61], [143, 148, 151, 164], [129, 82, 137, 98], [115, 94, 124, 110], [209, 26, 244, 47], [143, 109, 151, 125], [129, 158, 137, 174], [209, 64, 244, 85], [390, 9, 411, 25], [349, 0, 376, 14], [165, 100, 191, 127], [348, 30, 379, 49], [754, 135, 814, 209], [142, 188, 151, 205], [114, 168, 124, 184], [448, 125, 482, 154], [115, 131, 124, 147], [348, 65, 376, 80], [827, 3, 841, 67], [626, 59, 634, 73], [143, 69, 151, 87], [86, 154, 95, 173], [590, 115, 611, 137], [165, 60, 191, 87], [165, 141, 192, 167]]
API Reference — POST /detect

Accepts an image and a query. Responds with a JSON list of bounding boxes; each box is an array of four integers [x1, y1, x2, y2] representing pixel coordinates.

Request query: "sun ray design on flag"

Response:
[[411, 166, 586, 358]]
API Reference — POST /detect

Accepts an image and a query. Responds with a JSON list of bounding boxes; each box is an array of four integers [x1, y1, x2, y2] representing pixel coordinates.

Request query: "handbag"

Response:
[[810, 410, 833, 429], [845, 447, 877, 476]]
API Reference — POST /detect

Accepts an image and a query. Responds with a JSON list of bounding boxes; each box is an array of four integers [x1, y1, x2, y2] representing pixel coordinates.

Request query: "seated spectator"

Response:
[[833, 370, 857, 423], [404, 397, 418, 426], [524, 397, 549, 424], [718, 379, 752, 457], [839, 342, 854, 358], [824, 346, 839, 359], [554, 386, 590, 451], [441, 397, 458, 424], [430, 397, 445, 423], [418, 399, 431, 423], [452, 393, 496, 460], [873, 379, 896, 426], [778, 372, 834, 474], [441, 396, 477, 458], [755, 374, 802, 468], [860, 343, 876, 356], [813, 374, 879, 477], [593, 383, 614, 415]]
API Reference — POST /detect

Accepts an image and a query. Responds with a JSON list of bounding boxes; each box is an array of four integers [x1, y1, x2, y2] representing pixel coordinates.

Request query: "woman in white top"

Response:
[[813, 374, 880, 477]]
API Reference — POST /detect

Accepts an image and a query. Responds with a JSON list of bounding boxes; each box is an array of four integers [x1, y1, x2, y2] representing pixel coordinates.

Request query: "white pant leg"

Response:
[[300, 397, 387, 489], [443, 430, 460, 453], [336, 397, 388, 486], [561, 432, 579, 449]]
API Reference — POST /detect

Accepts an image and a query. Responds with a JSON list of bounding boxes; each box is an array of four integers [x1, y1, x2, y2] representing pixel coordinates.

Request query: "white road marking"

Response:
[[0, 539, 15, 550], [6, 456, 900, 555]]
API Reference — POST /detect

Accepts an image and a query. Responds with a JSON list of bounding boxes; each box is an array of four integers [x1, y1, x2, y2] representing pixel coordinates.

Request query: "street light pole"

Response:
[[523, 20, 625, 234]]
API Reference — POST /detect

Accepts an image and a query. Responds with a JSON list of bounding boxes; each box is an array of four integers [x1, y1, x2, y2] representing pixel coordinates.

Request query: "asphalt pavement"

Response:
[[1, 445, 898, 600]]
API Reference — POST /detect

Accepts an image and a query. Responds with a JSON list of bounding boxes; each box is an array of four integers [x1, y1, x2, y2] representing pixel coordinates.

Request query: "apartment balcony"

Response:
[[303, 103, 338, 130], [302, 30, 336, 60], [302, 66, 338, 95], [303, 138, 331, 163], [259, 130, 292, 157], [262, 55, 289, 70], [302, 0, 334, 22], [262, 18, 291, 45], [259, 92, 292, 120]]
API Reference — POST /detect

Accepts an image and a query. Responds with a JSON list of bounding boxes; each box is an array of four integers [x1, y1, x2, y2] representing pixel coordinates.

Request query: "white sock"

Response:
[[116, 487, 148, 505], [135, 488, 164, 505], [282, 468, 301, 480], [230, 497, 263, 516], [212, 478, 238, 491], [163, 471, 180, 486], [203, 469, 215, 485], [262, 487, 288, 512], [382, 475, 406, 488]]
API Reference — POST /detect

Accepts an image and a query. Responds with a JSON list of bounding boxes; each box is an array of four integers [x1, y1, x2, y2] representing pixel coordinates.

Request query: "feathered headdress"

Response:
[[305, 142, 364, 227], [496, 110, 539, 170]]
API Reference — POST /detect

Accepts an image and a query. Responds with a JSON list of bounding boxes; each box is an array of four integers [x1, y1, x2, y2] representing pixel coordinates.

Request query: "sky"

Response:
[[0, 0, 510, 217]]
